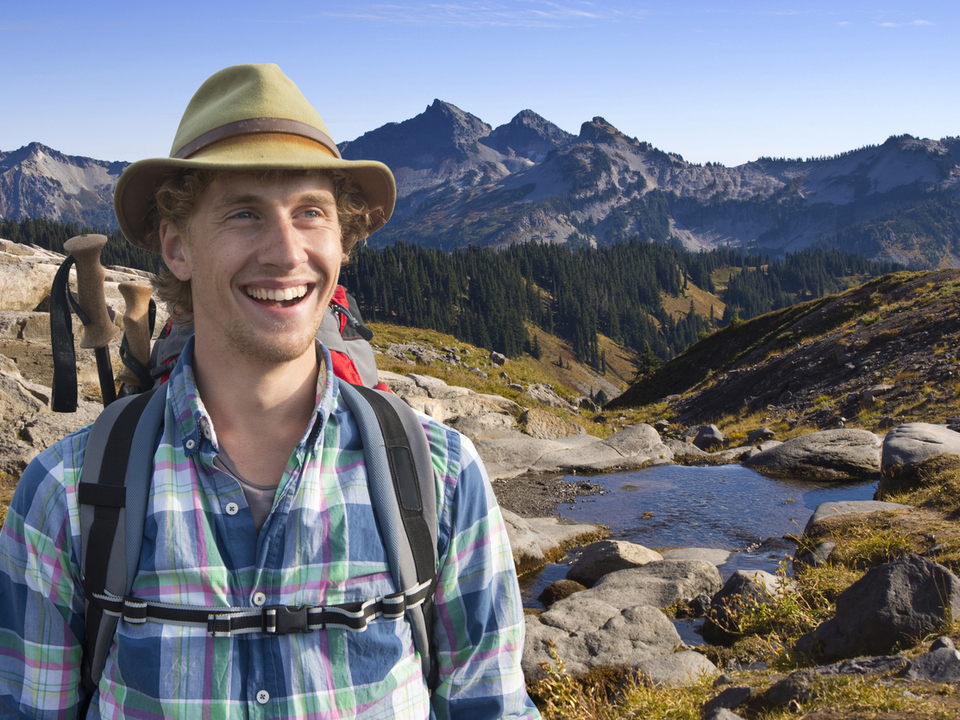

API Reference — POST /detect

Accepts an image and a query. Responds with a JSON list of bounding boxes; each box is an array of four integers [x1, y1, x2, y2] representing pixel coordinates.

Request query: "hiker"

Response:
[[0, 64, 540, 719]]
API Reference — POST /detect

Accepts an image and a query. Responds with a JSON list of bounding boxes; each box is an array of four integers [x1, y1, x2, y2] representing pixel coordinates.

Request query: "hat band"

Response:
[[173, 118, 342, 160]]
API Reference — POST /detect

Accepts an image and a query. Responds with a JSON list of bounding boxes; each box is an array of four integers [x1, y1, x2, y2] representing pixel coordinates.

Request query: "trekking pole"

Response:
[[62, 234, 121, 407], [117, 281, 155, 391]]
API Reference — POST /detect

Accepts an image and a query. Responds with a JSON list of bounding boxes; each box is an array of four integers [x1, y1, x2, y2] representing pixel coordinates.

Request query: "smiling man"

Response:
[[0, 64, 540, 719]]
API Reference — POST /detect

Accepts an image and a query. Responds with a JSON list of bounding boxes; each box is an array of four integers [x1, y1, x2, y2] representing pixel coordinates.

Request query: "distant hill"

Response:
[[2, 103, 959, 266]]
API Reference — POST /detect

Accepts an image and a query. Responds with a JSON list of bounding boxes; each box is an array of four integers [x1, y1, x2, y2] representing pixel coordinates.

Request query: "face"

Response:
[[159, 172, 343, 368]]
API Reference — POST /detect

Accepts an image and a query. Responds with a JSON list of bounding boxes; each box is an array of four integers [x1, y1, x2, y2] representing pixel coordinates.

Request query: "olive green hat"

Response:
[[114, 63, 396, 251]]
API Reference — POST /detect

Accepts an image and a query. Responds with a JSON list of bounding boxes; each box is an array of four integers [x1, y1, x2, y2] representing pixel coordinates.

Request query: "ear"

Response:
[[159, 219, 192, 281]]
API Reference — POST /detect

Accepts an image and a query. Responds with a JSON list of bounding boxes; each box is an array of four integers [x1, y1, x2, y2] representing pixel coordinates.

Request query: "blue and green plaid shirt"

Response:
[[0, 342, 539, 719]]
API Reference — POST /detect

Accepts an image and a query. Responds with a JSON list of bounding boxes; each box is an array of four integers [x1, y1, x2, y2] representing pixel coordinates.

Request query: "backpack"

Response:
[[77, 380, 440, 714]]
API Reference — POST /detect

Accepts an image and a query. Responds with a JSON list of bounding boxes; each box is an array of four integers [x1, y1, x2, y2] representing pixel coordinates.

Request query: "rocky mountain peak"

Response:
[[578, 116, 633, 146], [482, 110, 574, 161]]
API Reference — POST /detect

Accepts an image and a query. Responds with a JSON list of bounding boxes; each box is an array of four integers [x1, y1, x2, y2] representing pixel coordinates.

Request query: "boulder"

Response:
[[568, 560, 723, 611], [566, 540, 664, 586], [694, 424, 725, 451], [636, 651, 720, 687], [704, 570, 791, 641], [523, 383, 574, 411], [537, 579, 586, 608], [802, 499, 910, 535], [879, 422, 960, 492], [747, 427, 775, 445], [902, 645, 960, 683], [523, 604, 682, 681], [742, 428, 881, 481], [796, 555, 960, 661]]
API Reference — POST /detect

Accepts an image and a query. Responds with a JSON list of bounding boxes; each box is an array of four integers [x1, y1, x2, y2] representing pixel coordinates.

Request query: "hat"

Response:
[[114, 64, 396, 251]]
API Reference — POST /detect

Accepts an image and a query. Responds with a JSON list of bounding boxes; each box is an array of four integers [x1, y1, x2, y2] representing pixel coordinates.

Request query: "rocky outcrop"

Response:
[[502, 509, 602, 577], [742, 428, 881, 481]]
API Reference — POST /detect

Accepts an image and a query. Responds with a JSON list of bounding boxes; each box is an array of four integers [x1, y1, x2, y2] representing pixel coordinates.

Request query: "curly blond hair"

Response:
[[146, 169, 378, 323]]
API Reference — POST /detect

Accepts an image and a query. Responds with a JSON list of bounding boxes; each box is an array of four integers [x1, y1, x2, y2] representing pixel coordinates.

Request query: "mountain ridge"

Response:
[[2, 104, 959, 266]]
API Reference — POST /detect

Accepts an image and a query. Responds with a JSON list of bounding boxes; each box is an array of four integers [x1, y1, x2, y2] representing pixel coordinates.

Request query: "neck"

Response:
[[191, 340, 323, 482]]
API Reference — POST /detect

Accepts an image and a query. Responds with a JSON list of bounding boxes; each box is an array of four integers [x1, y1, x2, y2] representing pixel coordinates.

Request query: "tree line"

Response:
[[4, 217, 900, 369]]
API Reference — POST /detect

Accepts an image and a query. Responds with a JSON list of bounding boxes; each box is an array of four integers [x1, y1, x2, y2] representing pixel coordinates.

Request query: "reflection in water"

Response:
[[520, 464, 877, 608]]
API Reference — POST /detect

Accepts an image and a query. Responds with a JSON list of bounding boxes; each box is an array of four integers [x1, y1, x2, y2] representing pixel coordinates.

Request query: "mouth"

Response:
[[243, 284, 310, 308]]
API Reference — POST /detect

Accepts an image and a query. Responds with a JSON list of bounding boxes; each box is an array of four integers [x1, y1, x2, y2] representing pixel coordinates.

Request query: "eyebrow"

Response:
[[211, 192, 337, 211]]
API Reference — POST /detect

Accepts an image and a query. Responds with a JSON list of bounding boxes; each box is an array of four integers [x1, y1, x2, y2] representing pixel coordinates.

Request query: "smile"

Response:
[[244, 284, 309, 304]]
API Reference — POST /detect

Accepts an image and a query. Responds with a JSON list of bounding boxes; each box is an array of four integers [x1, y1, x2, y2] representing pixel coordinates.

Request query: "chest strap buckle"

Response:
[[264, 605, 313, 635]]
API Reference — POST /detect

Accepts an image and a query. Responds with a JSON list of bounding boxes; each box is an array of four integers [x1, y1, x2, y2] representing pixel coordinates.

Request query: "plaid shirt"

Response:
[[0, 342, 540, 719]]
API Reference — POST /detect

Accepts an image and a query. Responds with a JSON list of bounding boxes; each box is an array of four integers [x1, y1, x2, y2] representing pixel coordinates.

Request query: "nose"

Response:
[[259, 216, 309, 269]]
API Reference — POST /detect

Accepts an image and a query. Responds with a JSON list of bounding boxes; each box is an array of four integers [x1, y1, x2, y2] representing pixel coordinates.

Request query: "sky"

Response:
[[2, 1, 957, 168]]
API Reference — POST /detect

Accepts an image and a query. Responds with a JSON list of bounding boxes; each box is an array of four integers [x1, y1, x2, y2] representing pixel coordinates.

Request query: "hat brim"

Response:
[[114, 134, 396, 253]]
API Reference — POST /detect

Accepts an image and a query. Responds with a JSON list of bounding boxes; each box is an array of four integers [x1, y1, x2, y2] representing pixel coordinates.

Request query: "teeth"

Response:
[[246, 285, 308, 301]]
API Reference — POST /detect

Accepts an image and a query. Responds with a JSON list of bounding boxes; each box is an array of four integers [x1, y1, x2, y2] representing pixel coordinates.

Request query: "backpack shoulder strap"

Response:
[[338, 382, 439, 690], [77, 384, 168, 698]]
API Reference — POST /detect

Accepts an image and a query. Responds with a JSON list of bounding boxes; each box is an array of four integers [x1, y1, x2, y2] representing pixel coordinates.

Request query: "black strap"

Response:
[[50, 256, 78, 412], [78, 389, 156, 694]]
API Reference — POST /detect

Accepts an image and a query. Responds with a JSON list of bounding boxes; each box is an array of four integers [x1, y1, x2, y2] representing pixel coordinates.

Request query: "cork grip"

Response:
[[117, 281, 154, 387], [63, 234, 122, 349]]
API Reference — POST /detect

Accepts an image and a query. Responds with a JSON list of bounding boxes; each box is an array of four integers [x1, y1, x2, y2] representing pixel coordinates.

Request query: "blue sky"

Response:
[[2, 1, 957, 167]]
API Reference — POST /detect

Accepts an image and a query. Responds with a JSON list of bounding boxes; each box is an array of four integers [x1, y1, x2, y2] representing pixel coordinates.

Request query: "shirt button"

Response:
[[253, 592, 266, 607], [185, 438, 196, 450], [256, 689, 270, 704], [225, 502, 239, 516]]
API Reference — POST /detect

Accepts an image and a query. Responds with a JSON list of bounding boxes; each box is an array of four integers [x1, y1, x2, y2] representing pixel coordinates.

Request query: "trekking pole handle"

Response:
[[117, 281, 154, 387], [63, 234, 121, 349]]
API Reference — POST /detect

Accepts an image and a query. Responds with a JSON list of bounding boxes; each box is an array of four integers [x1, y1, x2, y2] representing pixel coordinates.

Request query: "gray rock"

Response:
[[694, 424, 725, 451], [660, 548, 731, 567], [747, 427, 775, 445], [880, 422, 960, 490], [902, 646, 960, 683], [803, 499, 910, 535], [577, 560, 723, 611], [700, 707, 746, 720], [566, 540, 664, 586], [523, 382, 574, 410], [814, 655, 907, 676], [519, 407, 581, 440], [665, 438, 710, 463], [752, 669, 817, 711], [523, 604, 681, 681], [701, 686, 754, 715], [489, 351, 507, 366], [705, 570, 790, 639], [636, 651, 719, 687], [743, 428, 881, 481], [796, 555, 960, 661]]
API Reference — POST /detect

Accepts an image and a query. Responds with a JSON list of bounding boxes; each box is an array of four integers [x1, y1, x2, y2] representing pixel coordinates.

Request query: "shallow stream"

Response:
[[519, 464, 877, 610]]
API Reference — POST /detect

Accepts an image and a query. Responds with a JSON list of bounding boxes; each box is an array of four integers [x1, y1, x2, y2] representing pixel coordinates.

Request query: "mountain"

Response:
[[0, 143, 127, 228], [3, 106, 960, 267]]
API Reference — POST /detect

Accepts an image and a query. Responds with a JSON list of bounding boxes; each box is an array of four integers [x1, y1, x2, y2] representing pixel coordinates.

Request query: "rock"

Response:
[[793, 540, 836, 570], [523, 383, 575, 411], [636, 651, 719, 687], [879, 422, 960, 492], [566, 540, 664, 586], [571, 560, 723, 611], [693, 424, 725, 451], [704, 570, 791, 641], [796, 555, 960, 661], [742, 428, 881, 481], [701, 686, 754, 716], [814, 655, 907, 676], [519, 407, 581, 440], [501, 508, 600, 576], [802, 499, 910, 535], [578, 396, 600, 413], [701, 707, 747, 720], [537, 579, 586, 608], [747, 427, 775, 445], [902, 646, 960, 683], [489, 351, 507, 366], [523, 604, 682, 682], [666, 438, 710, 463], [750, 669, 817, 711], [660, 548, 731, 567], [529, 423, 673, 476]]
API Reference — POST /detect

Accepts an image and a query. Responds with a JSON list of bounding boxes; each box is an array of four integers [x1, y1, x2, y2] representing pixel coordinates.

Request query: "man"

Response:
[[0, 64, 540, 719]]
